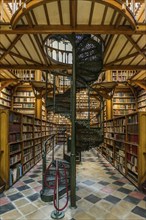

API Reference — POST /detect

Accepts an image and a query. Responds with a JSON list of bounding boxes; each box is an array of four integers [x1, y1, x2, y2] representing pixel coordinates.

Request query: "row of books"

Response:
[[113, 104, 135, 109], [10, 153, 21, 166], [23, 116, 33, 124], [127, 153, 138, 166], [9, 112, 21, 123], [9, 163, 22, 186], [127, 144, 138, 155], [114, 92, 134, 97], [23, 159, 34, 173], [14, 97, 35, 102], [114, 134, 125, 141], [10, 143, 21, 154], [127, 115, 138, 123], [9, 133, 21, 143], [0, 100, 10, 107], [9, 124, 21, 133], [23, 125, 33, 132], [127, 134, 138, 144], [0, 92, 11, 101], [127, 163, 138, 174], [24, 140, 33, 149], [115, 162, 126, 174], [113, 109, 134, 115], [13, 103, 35, 108], [15, 91, 34, 96], [1, 87, 11, 95], [22, 133, 33, 140], [105, 139, 114, 146], [23, 152, 33, 164], [113, 98, 135, 102], [127, 124, 138, 133]]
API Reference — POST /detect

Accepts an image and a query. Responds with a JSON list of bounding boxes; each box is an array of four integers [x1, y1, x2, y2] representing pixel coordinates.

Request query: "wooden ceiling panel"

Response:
[[106, 35, 128, 64], [14, 41, 31, 60], [119, 17, 126, 25], [46, 2, 60, 25], [104, 35, 118, 62], [4, 54, 18, 65], [104, 7, 114, 25], [33, 5, 47, 25], [0, 35, 12, 48], [121, 56, 139, 65], [92, 3, 105, 25], [117, 42, 134, 59], [60, 0, 70, 25], [21, 16, 28, 25], [29, 11, 37, 26], [130, 55, 145, 65], [29, 34, 47, 64], [77, 0, 92, 24], [20, 35, 43, 64], [136, 35, 146, 48], [112, 12, 119, 25]]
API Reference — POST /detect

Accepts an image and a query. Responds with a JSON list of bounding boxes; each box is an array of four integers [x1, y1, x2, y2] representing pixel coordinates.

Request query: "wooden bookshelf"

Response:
[[112, 70, 137, 82], [102, 112, 146, 188], [13, 86, 35, 115], [112, 90, 136, 118], [137, 89, 146, 112], [0, 88, 11, 109], [0, 109, 57, 188]]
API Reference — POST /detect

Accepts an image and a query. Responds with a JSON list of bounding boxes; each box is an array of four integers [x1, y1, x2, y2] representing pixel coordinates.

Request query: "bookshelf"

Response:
[[0, 87, 11, 109], [13, 86, 35, 116], [112, 70, 137, 82], [137, 89, 146, 112], [112, 90, 136, 118], [0, 109, 57, 188], [102, 112, 146, 188]]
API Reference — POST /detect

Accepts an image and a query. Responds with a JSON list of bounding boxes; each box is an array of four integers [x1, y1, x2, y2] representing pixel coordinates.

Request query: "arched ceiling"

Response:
[[0, 0, 146, 72]]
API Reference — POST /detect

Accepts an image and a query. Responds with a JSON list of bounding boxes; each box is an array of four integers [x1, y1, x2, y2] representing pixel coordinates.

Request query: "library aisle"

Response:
[[0, 147, 146, 220]]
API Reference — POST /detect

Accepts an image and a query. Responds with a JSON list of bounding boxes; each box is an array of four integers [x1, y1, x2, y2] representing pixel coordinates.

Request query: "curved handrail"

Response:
[[42, 134, 56, 172]]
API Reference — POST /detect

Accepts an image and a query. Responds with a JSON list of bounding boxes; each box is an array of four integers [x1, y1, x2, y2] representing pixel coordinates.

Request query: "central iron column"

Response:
[[70, 33, 77, 208]]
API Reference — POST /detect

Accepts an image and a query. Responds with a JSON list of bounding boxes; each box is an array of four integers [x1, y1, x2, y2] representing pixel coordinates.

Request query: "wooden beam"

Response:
[[0, 64, 72, 70], [0, 64, 145, 71], [0, 24, 146, 34], [0, 35, 22, 61], [106, 48, 146, 65], [125, 35, 146, 60], [0, 47, 41, 65], [134, 81, 146, 90]]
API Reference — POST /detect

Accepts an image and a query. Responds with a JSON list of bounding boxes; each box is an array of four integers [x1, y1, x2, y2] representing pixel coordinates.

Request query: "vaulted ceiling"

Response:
[[0, 0, 146, 74]]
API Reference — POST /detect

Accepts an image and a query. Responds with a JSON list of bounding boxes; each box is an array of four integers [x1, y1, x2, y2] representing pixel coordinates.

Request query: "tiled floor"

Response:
[[0, 147, 146, 220]]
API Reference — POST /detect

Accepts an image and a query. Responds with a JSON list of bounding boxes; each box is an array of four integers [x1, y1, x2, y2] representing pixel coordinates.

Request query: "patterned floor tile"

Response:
[[82, 180, 95, 186], [98, 181, 109, 186], [124, 195, 141, 205], [17, 185, 30, 191], [117, 187, 132, 194], [0, 203, 15, 215], [8, 192, 24, 201], [132, 206, 146, 218], [129, 191, 146, 200], [27, 193, 39, 202], [84, 194, 101, 203], [23, 179, 35, 184], [104, 195, 121, 204], [1, 147, 146, 220], [113, 181, 125, 186]]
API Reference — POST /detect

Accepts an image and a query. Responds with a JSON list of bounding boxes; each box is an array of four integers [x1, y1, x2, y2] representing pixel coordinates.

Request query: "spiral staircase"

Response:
[[46, 34, 103, 153]]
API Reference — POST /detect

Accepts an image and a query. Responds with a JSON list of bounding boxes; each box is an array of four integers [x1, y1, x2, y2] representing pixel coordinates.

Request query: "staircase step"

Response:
[[40, 185, 69, 202]]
